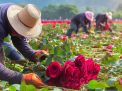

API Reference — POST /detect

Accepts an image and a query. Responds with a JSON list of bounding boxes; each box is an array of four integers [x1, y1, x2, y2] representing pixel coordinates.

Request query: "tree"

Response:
[[41, 4, 78, 19], [117, 3, 122, 11]]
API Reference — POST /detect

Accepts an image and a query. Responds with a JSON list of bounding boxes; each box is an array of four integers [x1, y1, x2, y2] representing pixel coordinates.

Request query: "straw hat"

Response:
[[85, 11, 94, 22], [106, 12, 112, 20], [7, 4, 42, 38]]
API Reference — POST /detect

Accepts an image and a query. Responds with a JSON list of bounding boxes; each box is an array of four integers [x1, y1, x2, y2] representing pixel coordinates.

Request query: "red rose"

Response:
[[85, 58, 100, 81], [64, 60, 75, 67], [65, 81, 81, 90], [62, 64, 75, 82], [71, 82, 81, 90], [60, 63, 81, 89], [47, 78, 60, 86], [80, 61, 88, 75], [46, 61, 62, 78], [74, 54, 85, 67], [120, 55, 122, 59], [103, 23, 110, 30]]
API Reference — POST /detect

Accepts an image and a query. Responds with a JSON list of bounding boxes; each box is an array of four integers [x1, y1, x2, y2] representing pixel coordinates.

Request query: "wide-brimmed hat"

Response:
[[106, 12, 112, 20], [7, 4, 42, 38], [85, 11, 94, 22]]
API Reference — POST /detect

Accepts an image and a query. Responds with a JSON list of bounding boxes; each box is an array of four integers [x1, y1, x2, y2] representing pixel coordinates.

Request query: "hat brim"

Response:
[[7, 5, 42, 38], [86, 16, 93, 22]]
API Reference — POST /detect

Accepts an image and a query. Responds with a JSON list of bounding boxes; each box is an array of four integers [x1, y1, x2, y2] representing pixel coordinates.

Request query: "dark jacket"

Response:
[[71, 13, 91, 32], [95, 14, 108, 26], [0, 3, 37, 84]]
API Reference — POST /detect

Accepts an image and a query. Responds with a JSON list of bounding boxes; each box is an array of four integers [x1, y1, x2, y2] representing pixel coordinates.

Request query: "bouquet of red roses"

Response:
[[46, 54, 100, 90]]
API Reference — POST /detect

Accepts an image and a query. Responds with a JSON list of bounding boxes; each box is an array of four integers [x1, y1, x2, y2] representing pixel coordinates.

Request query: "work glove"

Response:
[[22, 73, 45, 88], [35, 50, 49, 62]]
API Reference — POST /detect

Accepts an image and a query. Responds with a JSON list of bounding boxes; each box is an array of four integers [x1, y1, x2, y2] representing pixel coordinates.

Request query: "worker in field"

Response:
[[95, 12, 113, 32], [66, 11, 94, 37], [0, 3, 48, 88]]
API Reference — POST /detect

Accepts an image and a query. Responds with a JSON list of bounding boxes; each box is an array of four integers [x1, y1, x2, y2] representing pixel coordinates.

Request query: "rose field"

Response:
[[1, 20, 122, 91]]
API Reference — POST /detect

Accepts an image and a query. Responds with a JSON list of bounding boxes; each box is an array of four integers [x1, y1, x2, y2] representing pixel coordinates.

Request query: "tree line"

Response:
[[41, 4, 122, 20]]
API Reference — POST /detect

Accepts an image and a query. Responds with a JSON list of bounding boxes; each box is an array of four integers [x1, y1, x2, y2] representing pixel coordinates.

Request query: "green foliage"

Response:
[[3, 23, 122, 91], [41, 4, 78, 19], [20, 82, 36, 91], [113, 11, 122, 19], [9, 86, 16, 91], [87, 80, 109, 89], [101, 53, 120, 65]]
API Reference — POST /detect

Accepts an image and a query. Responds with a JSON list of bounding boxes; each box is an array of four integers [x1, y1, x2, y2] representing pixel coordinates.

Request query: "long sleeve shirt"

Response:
[[95, 14, 108, 25], [71, 13, 91, 32], [0, 3, 37, 84]]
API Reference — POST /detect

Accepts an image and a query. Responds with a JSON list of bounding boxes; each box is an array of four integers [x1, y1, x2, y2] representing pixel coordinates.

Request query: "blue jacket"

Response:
[[0, 3, 37, 84]]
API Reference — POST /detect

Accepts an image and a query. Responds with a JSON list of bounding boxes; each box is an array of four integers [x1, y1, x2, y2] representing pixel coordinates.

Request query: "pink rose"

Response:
[[119, 78, 122, 85], [106, 44, 113, 49], [60, 35, 68, 42], [46, 61, 62, 78], [120, 55, 122, 59]]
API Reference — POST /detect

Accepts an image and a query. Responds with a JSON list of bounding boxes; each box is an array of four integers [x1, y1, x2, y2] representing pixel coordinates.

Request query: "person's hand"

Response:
[[35, 50, 49, 61], [22, 73, 45, 88]]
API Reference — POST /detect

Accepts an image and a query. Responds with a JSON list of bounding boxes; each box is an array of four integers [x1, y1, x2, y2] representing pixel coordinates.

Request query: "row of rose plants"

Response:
[[1, 21, 122, 91]]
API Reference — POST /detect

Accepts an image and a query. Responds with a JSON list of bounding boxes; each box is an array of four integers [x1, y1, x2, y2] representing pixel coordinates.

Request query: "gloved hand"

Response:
[[22, 73, 45, 88], [35, 50, 49, 61]]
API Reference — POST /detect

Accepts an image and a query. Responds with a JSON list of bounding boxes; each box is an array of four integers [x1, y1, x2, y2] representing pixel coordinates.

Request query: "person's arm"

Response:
[[0, 39, 22, 84], [0, 63, 22, 84], [11, 36, 38, 62], [80, 16, 89, 34], [88, 21, 91, 30]]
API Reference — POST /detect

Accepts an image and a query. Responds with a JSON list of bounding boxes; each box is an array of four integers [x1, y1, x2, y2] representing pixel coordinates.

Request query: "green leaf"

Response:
[[54, 46, 63, 55], [20, 81, 36, 91], [102, 54, 120, 65], [115, 81, 122, 91], [48, 45, 54, 54], [26, 85, 36, 91], [20, 81, 27, 91], [12, 84, 20, 91], [40, 87, 49, 91], [88, 80, 108, 89], [64, 41, 70, 52], [46, 54, 53, 65], [9, 86, 16, 91], [88, 80, 98, 89]]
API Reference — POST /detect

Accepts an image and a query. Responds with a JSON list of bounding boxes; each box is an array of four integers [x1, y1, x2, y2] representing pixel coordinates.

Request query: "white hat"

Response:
[[85, 11, 94, 22], [106, 12, 112, 20], [7, 4, 42, 38]]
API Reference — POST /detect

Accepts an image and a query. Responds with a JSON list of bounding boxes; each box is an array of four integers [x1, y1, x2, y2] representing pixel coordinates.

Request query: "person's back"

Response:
[[66, 11, 94, 37], [71, 13, 84, 25], [95, 13, 107, 30], [95, 12, 113, 32], [0, 3, 46, 88], [95, 13, 107, 23]]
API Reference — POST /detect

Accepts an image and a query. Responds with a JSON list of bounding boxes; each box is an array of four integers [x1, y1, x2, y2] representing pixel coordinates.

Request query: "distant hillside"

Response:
[[0, 0, 121, 12]]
